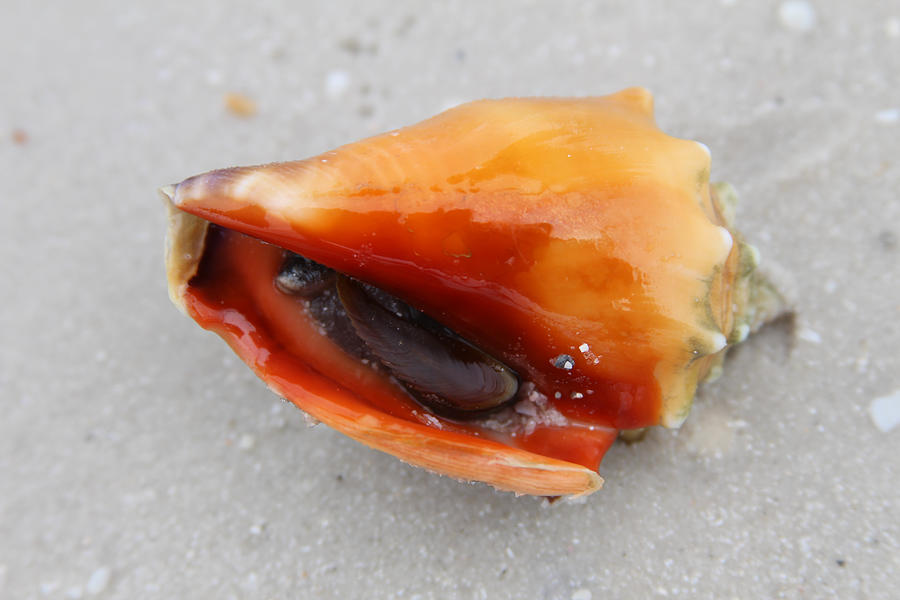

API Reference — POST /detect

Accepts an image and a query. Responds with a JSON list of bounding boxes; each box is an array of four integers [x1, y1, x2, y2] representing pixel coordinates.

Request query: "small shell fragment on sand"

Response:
[[869, 390, 900, 433], [85, 566, 111, 595], [778, 1, 817, 33], [874, 108, 899, 124], [224, 92, 257, 117]]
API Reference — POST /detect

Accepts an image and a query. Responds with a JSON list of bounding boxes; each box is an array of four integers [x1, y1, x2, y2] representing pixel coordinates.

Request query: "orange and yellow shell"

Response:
[[163, 88, 777, 497]]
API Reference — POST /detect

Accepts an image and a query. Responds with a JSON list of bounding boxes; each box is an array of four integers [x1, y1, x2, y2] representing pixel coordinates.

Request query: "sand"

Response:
[[2, 1, 898, 598]]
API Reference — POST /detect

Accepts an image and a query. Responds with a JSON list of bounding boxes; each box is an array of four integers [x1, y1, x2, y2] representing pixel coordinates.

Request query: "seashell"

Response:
[[162, 88, 783, 497]]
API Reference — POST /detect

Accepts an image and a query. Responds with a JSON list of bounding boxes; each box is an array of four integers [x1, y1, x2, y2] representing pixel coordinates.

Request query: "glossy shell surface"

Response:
[[163, 88, 771, 496]]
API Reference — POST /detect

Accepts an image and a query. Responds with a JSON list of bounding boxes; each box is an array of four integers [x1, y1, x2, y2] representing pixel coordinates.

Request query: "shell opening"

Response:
[[276, 251, 520, 418]]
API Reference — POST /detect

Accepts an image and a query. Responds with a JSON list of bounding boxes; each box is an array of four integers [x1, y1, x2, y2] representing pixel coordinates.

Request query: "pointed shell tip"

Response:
[[615, 86, 654, 115]]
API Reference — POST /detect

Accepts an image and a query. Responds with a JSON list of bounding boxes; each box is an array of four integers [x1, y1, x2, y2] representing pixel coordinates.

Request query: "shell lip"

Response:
[[163, 199, 609, 497], [263, 374, 605, 497], [161, 185, 209, 314]]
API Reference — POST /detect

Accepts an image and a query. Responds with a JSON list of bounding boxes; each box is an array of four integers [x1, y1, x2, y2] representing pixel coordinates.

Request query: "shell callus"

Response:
[[163, 88, 780, 496]]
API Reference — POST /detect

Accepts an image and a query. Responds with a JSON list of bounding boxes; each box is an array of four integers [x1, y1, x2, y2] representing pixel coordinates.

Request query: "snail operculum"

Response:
[[275, 252, 520, 418]]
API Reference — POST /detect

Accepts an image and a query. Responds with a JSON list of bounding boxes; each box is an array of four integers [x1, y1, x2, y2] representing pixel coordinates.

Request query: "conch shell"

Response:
[[162, 88, 781, 497]]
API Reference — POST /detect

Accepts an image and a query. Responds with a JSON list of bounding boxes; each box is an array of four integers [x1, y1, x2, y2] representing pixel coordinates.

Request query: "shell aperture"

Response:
[[275, 252, 520, 416]]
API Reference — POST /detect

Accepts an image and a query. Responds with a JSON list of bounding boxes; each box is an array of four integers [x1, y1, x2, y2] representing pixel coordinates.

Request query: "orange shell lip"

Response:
[[163, 210, 611, 496], [163, 88, 772, 496]]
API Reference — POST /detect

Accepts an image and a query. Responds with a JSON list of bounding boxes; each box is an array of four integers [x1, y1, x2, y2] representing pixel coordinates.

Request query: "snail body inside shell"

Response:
[[275, 252, 520, 418]]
